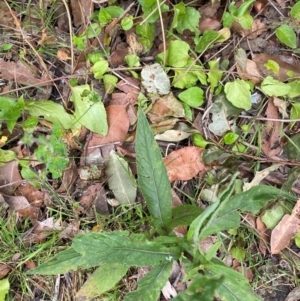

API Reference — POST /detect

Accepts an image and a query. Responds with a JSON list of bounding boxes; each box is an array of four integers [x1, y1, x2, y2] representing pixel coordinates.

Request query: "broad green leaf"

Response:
[[124, 263, 172, 301], [27, 248, 86, 275], [103, 74, 118, 94], [136, 110, 172, 232], [291, 2, 300, 20], [0, 278, 9, 301], [71, 85, 108, 135], [223, 132, 239, 145], [236, 13, 253, 29], [125, 54, 141, 67], [170, 205, 203, 228], [276, 24, 297, 48], [288, 81, 300, 98], [167, 40, 190, 67], [138, 0, 169, 23], [72, 232, 180, 266], [136, 22, 155, 51], [178, 87, 204, 108], [121, 16, 133, 30], [261, 201, 289, 229], [104, 6, 124, 17], [172, 274, 224, 301], [206, 261, 262, 301], [76, 264, 129, 300], [92, 60, 109, 79], [224, 79, 251, 110], [172, 70, 200, 89], [198, 185, 296, 240], [196, 30, 219, 53], [175, 5, 200, 34], [222, 11, 235, 27], [0, 150, 16, 166], [106, 151, 137, 205], [261, 76, 291, 97], [0, 96, 24, 132], [25, 100, 76, 129]]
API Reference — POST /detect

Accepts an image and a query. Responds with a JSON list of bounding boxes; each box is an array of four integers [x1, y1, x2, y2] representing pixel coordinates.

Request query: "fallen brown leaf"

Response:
[[148, 93, 185, 123], [271, 199, 300, 254], [164, 146, 208, 182], [4, 195, 41, 224], [233, 19, 267, 39], [0, 264, 10, 279], [0, 59, 44, 85], [236, 59, 262, 85], [87, 105, 130, 153], [253, 53, 300, 81]]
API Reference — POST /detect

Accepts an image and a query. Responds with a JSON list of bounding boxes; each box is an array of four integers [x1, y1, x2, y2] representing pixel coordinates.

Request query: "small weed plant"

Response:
[[28, 110, 296, 301]]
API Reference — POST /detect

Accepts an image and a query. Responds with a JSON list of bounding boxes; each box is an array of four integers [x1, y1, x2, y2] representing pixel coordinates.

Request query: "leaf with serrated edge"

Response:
[[72, 231, 180, 267], [106, 151, 137, 204], [136, 110, 172, 232], [76, 264, 129, 300], [124, 263, 172, 301]]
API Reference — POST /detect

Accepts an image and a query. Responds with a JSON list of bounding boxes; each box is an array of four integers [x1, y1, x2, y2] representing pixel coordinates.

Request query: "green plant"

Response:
[[27, 110, 297, 300]]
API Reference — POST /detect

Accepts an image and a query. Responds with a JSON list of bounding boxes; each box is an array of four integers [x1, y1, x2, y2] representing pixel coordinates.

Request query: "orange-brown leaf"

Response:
[[164, 146, 208, 182]]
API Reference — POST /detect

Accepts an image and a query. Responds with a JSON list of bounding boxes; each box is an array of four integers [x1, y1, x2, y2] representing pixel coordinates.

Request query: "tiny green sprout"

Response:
[[240, 124, 250, 132]]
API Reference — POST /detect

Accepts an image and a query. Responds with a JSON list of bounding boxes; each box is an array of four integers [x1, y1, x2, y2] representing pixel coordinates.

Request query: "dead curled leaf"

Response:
[[164, 146, 208, 182], [271, 199, 300, 254], [236, 59, 262, 85], [0, 59, 44, 85]]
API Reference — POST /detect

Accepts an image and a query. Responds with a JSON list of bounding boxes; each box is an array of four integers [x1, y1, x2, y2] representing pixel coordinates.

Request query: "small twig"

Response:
[[61, 0, 74, 72], [239, 115, 300, 123], [52, 275, 61, 301]]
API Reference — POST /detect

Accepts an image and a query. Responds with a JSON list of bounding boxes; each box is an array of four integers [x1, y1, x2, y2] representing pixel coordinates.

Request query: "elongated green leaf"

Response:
[[76, 264, 129, 300], [25, 101, 76, 129], [206, 261, 262, 301], [0, 278, 9, 301], [27, 248, 86, 275], [72, 232, 180, 266], [71, 85, 108, 135], [106, 151, 137, 204], [170, 205, 203, 228], [198, 185, 296, 240], [187, 200, 220, 244], [125, 263, 172, 301], [136, 110, 172, 232]]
